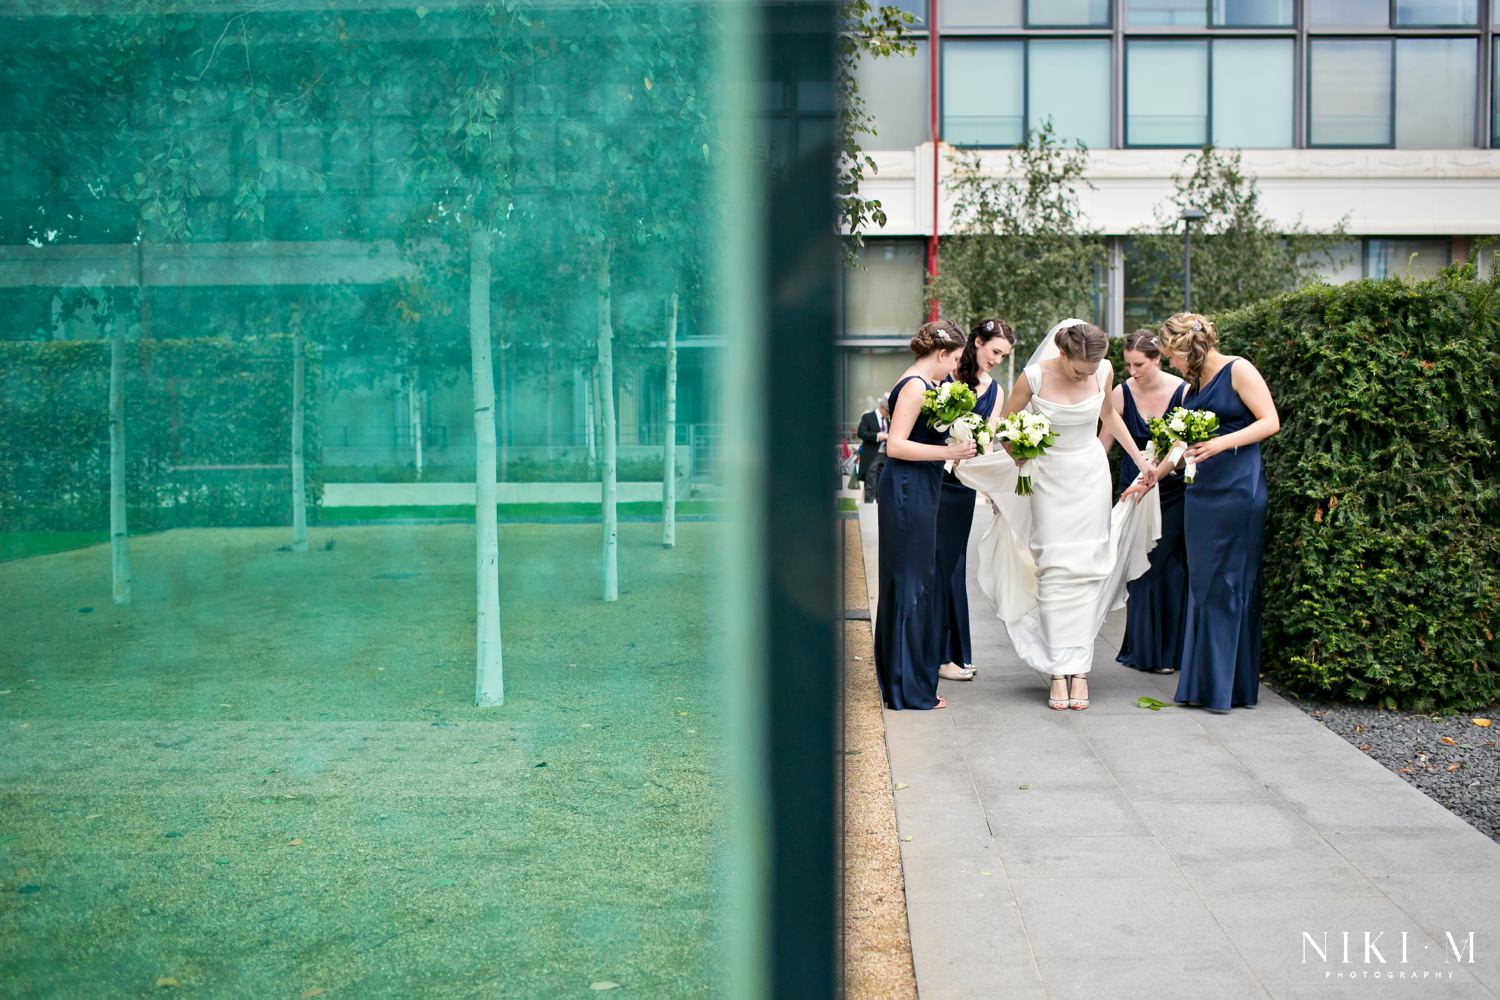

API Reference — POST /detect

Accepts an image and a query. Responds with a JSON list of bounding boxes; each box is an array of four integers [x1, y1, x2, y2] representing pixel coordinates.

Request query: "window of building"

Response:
[[1028, 0, 1110, 26], [1028, 39, 1111, 148], [1307, 0, 1388, 24], [1365, 238, 1451, 279], [1212, 0, 1294, 25], [1394, 0, 1477, 26], [1126, 40, 1208, 145], [1309, 40, 1392, 146], [943, 41, 1023, 146], [1212, 40, 1294, 147], [844, 240, 926, 339], [1395, 39, 1476, 148], [1302, 241, 1364, 284], [854, 40, 928, 149], [944, 40, 1110, 148], [1494, 40, 1500, 148], [942, 0, 1021, 29], [1126, 0, 1206, 26]]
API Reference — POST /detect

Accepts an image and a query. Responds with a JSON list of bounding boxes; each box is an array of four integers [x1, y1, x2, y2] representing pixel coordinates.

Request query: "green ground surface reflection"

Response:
[[0, 523, 725, 996]]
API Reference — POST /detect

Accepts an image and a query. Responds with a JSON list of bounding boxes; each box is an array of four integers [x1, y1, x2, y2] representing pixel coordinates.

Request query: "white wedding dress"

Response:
[[956, 362, 1161, 677]]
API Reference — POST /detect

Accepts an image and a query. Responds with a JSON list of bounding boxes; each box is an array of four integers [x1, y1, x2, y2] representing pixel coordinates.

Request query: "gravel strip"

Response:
[[1282, 693, 1500, 843]]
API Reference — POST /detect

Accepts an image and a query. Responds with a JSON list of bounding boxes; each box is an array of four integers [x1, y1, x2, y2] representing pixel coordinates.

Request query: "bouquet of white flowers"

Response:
[[993, 410, 1056, 496], [921, 381, 992, 455], [1161, 406, 1219, 484]]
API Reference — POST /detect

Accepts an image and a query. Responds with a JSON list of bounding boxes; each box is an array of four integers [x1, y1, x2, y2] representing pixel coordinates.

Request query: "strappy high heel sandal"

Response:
[[1068, 674, 1090, 711], [1048, 675, 1069, 711]]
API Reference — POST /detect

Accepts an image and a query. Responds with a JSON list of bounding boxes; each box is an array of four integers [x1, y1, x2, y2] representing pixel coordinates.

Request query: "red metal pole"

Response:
[[925, 0, 941, 321]]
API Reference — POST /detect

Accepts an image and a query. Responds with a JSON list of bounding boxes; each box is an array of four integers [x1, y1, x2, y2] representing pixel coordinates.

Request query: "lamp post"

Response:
[[1181, 207, 1206, 312]]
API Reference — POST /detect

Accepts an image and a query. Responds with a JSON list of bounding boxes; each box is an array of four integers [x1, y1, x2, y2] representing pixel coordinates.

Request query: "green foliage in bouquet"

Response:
[[921, 381, 978, 430], [1214, 263, 1499, 711]]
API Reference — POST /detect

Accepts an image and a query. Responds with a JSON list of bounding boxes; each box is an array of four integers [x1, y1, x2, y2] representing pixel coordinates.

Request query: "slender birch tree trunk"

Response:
[[108, 305, 131, 605], [290, 318, 308, 553], [661, 292, 678, 549], [470, 228, 504, 706], [584, 364, 597, 465], [408, 366, 425, 481], [598, 246, 619, 602]]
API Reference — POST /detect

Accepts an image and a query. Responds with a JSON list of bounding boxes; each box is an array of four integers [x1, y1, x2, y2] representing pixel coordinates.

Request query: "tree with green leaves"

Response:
[[839, 0, 918, 250], [1128, 147, 1349, 322], [926, 121, 1108, 356]]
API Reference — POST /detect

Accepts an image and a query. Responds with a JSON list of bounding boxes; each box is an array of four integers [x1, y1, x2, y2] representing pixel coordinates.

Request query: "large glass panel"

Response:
[[942, 0, 1023, 28], [943, 41, 1025, 146], [1308, 0, 1389, 24], [1127, 0, 1208, 25], [1212, 0, 1295, 24], [1029, 40, 1112, 148], [1213, 40, 1294, 148], [855, 39, 929, 149], [0, 3, 789, 994], [1494, 40, 1500, 147], [1126, 41, 1209, 146], [1394, 0, 1477, 24], [1028, 0, 1111, 26], [1309, 40, 1393, 146], [1395, 38, 1476, 147], [1366, 238, 1452, 279], [844, 241, 925, 339]]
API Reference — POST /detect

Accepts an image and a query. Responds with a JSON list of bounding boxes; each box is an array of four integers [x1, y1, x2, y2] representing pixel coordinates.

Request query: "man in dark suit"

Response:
[[856, 396, 890, 503]]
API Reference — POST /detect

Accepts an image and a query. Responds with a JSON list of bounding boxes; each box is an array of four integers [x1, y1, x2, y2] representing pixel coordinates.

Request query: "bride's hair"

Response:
[[910, 319, 964, 358], [1158, 312, 1218, 385], [956, 317, 1015, 389], [1123, 328, 1161, 360], [1054, 322, 1108, 363]]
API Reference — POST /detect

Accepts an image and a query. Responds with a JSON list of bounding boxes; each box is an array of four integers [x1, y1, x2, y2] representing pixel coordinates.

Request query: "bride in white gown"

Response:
[[956, 320, 1162, 711]]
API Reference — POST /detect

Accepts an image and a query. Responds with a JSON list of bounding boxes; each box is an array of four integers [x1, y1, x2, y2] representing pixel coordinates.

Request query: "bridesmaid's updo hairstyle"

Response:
[[1054, 322, 1108, 363], [1158, 312, 1218, 386], [1123, 328, 1161, 360], [910, 319, 964, 359], [956, 317, 1015, 389]]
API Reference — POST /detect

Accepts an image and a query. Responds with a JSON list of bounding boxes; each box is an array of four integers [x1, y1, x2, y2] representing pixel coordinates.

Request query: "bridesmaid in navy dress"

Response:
[[1100, 330, 1188, 674], [875, 320, 975, 711], [1157, 313, 1281, 712], [934, 318, 1015, 681]]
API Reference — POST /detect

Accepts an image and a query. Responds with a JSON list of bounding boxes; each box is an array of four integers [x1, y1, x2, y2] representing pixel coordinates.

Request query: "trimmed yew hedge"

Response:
[[1215, 264, 1499, 711], [0, 336, 321, 531]]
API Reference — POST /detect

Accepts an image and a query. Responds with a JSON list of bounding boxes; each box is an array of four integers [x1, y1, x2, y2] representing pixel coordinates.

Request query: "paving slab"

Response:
[[857, 505, 1500, 999]]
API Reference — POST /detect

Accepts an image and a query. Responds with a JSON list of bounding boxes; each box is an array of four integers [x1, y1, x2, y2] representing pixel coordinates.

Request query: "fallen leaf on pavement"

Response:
[[894, 782, 908, 790], [155, 977, 179, 989], [1441, 736, 1456, 746], [1447, 763, 1463, 773], [1473, 718, 1492, 727]]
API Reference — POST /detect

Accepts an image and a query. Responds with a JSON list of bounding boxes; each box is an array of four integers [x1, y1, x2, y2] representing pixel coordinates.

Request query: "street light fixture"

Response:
[[1181, 208, 1206, 313]]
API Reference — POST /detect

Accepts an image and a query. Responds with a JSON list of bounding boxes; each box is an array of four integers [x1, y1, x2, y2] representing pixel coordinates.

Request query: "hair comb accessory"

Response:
[[984, 320, 995, 332], [1189, 320, 1203, 332]]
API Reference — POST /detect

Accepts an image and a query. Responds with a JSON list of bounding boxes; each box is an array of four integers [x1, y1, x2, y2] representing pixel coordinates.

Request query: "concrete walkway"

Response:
[[858, 505, 1500, 999]]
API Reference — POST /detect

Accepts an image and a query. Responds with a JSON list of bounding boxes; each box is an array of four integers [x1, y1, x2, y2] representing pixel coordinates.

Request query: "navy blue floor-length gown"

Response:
[[1116, 381, 1188, 672], [934, 378, 1000, 668], [874, 374, 949, 710], [1174, 361, 1266, 711]]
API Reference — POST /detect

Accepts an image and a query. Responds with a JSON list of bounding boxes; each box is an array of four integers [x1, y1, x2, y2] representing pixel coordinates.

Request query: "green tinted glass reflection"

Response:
[[0, 4, 747, 995]]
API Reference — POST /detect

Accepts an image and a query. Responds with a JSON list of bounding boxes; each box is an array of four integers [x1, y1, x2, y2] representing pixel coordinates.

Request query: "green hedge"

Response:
[[1215, 265, 1499, 711], [0, 337, 321, 531]]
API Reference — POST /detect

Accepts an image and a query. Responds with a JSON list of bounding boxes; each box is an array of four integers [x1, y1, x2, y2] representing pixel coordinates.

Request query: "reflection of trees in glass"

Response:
[[4, 4, 719, 703]]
